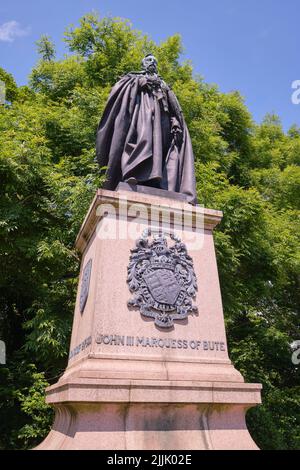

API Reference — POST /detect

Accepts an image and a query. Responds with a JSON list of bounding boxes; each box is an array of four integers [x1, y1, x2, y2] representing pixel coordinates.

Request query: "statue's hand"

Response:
[[171, 117, 183, 145], [138, 76, 148, 89]]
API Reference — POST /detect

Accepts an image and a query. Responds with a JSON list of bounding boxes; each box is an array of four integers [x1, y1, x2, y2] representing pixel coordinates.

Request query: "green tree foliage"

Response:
[[36, 35, 56, 62], [0, 13, 299, 449], [0, 67, 18, 103]]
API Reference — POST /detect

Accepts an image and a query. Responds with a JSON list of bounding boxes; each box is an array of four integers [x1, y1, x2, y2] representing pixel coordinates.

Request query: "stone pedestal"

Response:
[[36, 188, 261, 450]]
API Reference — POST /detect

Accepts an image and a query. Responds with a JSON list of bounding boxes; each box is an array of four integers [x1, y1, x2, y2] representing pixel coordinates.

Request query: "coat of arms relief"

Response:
[[127, 230, 198, 328]]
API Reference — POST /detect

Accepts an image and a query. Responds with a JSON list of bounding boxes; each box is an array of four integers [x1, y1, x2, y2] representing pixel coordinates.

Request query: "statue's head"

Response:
[[142, 54, 158, 74]]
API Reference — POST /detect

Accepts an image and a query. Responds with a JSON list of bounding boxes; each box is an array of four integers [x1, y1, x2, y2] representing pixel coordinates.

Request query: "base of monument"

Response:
[[35, 377, 261, 450], [35, 190, 262, 450]]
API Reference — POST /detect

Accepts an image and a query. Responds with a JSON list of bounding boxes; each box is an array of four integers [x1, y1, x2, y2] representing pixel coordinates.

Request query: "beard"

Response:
[[147, 64, 157, 74]]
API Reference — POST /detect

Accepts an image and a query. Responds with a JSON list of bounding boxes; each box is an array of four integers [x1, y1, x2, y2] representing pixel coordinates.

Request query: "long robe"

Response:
[[96, 72, 197, 204]]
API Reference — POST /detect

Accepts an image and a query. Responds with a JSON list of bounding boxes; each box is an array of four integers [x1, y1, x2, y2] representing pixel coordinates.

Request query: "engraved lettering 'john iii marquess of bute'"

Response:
[[127, 231, 198, 328]]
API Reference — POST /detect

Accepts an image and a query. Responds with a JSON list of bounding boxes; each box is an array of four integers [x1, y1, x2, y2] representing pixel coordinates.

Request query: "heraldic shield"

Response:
[[127, 230, 198, 328]]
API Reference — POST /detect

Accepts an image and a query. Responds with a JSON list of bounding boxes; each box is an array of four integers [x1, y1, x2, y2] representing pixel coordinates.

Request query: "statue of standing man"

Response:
[[96, 54, 197, 204]]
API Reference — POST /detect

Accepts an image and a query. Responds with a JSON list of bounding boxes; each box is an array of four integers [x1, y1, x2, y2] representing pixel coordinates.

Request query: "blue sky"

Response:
[[0, 0, 299, 130]]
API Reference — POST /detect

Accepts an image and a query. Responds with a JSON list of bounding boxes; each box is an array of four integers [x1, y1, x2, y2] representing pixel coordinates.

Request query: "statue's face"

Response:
[[142, 55, 158, 74]]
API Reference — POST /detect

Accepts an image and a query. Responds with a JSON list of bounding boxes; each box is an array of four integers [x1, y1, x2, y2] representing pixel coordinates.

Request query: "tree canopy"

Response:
[[0, 13, 299, 449]]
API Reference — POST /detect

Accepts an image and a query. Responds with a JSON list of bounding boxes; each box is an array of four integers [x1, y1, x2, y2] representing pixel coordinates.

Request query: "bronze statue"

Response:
[[96, 54, 197, 204]]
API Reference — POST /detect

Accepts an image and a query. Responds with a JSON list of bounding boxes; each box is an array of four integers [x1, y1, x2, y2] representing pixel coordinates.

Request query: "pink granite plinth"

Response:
[[36, 189, 262, 450]]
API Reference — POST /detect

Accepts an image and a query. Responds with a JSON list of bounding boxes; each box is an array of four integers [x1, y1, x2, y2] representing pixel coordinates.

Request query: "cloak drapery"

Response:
[[96, 72, 197, 204]]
